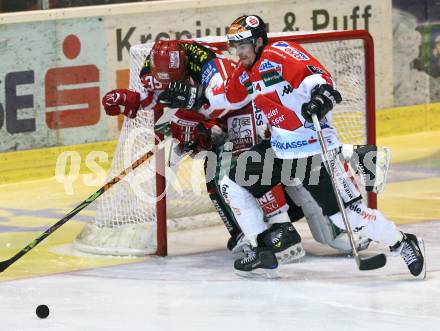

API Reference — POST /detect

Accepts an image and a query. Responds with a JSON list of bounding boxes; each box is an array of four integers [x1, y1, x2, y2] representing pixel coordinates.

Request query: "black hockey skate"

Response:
[[258, 223, 305, 264], [391, 233, 426, 279], [234, 246, 278, 278]]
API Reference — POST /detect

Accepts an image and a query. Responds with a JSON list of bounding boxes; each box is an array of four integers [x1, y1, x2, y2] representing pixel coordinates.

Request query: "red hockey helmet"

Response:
[[150, 40, 187, 85]]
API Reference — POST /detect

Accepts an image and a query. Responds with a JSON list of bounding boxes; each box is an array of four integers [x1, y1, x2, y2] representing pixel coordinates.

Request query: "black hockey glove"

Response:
[[158, 81, 207, 110], [301, 84, 342, 122]]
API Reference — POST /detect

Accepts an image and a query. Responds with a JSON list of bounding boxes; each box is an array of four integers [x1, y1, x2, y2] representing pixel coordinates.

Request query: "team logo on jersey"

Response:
[[239, 71, 250, 84], [258, 59, 282, 74], [272, 41, 310, 61]]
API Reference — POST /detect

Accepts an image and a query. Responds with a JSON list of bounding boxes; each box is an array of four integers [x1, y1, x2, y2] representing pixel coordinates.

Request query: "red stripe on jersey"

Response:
[[322, 74, 334, 86], [210, 108, 226, 118], [140, 92, 155, 108]]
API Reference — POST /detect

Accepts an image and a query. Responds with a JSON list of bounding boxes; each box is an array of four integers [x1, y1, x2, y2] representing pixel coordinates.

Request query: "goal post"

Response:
[[74, 30, 376, 257]]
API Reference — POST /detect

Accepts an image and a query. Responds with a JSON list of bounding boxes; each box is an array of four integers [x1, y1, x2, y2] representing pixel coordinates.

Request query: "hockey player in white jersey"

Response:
[[149, 39, 375, 261], [217, 14, 426, 278]]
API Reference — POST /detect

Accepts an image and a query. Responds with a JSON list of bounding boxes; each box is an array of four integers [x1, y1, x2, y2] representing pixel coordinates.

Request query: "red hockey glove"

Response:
[[170, 109, 211, 152], [102, 89, 140, 118]]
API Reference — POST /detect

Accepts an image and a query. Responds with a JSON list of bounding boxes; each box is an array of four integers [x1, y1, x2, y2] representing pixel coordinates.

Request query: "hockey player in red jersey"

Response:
[[101, 40, 247, 252], [101, 39, 306, 263], [219, 15, 426, 278]]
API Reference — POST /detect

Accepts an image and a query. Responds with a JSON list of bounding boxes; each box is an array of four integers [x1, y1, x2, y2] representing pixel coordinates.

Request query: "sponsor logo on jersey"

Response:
[[257, 190, 280, 214], [169, 51, 180, 69], [157, 72, 170, 80], [254, 106, 264, 126], [272, 41, 310, 61], [221, 184, 229, 202], [258, 59, 282, 74], [281, 84, 293, 96], [172, 117, 198, 127], [307, 65, 325, 75], [246, 15, 260, 27], [271, 139, 309, 150], [244, 81, 253, 94], [201, 62, 218, 86], [307, 136, 317, 144], [239, 71, 250, 84], [261, 71, 284, 86], [349, 204, 376, 221], [228, 114, 254, 152]]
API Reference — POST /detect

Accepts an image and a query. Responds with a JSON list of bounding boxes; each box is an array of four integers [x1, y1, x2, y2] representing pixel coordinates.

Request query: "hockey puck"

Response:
[[36, 305, 49, 319]]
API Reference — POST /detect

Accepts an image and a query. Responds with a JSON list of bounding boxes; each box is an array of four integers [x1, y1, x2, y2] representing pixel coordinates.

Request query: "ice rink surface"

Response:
[[0, 131, 439, 330], [1, 221, 439, 331]]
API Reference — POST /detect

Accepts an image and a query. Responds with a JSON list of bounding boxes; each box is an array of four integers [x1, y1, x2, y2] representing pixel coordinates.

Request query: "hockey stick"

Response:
[[311, 114, 386, 271], [0, 146, 158, 273]]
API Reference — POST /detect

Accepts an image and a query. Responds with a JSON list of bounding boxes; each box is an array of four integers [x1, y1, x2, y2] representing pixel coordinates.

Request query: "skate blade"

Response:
[[415, 238, 427, 280], [276, 243, 306, 264], [234, 268, 280, 279]]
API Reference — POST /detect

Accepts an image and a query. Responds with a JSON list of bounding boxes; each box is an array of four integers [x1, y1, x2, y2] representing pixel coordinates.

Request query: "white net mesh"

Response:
[[74, 32, 371, 256]]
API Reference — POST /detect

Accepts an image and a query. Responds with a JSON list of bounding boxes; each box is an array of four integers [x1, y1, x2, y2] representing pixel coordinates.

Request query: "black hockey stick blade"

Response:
[[356, 253, 387, 271], [0, 258, 16, 273]]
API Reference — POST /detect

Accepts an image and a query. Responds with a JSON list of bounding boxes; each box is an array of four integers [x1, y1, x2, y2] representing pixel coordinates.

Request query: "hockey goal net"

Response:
[[74, 30, 376, 257]]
